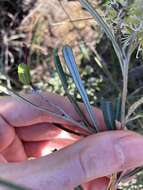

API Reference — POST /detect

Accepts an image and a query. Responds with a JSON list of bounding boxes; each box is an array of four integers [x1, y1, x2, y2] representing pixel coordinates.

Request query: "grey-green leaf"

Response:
[[67, 94, 94, 132], [101, 100, 114, 130], [53, 48, 68, 91], [62, 45, 99, 132], [54, 48, 93, 132]]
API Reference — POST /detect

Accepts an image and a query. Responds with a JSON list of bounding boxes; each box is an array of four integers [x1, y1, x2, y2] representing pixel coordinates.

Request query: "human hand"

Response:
[[0, 92, 105, 162], [0, 92, 142, 190]]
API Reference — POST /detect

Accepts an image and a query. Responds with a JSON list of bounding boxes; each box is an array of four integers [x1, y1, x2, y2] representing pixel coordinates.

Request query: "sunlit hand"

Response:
[[0, 92, 142, 190]]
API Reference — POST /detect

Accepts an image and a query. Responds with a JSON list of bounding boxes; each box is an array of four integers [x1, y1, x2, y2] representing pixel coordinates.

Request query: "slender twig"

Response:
[[121, 61, 129, 128], [121, 32, 136, 128], [128, 86, 143, 98]]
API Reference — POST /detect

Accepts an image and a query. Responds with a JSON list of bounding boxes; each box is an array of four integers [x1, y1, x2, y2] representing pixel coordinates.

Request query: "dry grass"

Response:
[[20, 0, 101, 51]]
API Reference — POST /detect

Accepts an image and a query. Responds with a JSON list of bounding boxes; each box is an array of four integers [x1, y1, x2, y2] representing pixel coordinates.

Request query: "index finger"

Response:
[[0, 92, 105, 131], [6, 130, 143, 190], [38, 130, 143, 188]]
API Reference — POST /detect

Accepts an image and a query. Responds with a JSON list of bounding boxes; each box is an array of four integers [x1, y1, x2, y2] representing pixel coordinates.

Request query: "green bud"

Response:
[[18, 64, 31, 85]]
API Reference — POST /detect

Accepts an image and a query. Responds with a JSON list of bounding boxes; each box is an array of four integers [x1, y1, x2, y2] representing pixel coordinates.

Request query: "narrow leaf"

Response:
[[53, 49, 68, 91], [101, 100, 114, 130], [67, 94, 94, 132], [18, 64, 31, 85], [0, 179, 29, 190], [62, 45, 99, 132], [53, 49, 93, 131], [79, 0, 124, 74], [121, 167, 143, 181]]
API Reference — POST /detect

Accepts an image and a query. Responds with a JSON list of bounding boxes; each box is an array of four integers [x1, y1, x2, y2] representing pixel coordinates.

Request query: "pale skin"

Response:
[[0, 92, 142, 190]]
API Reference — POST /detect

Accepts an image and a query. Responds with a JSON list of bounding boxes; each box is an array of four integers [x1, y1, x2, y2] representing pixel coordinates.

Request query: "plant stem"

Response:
[[107, 173, 117, 190], [121, 60, 129, 128]]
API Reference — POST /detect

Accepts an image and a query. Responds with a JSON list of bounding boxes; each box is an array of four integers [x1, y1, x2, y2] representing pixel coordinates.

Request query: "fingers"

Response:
[[0, 115, 15, 151], [21, 130, 143, 190], [16, 123, 61, 141], [1, 93, 77, 126], [83, 177, 109, 190], [24, 138, 75, 157], [0, 92, 105, 131], [16, 121, 80, 142], [2, 136, 27, 162]]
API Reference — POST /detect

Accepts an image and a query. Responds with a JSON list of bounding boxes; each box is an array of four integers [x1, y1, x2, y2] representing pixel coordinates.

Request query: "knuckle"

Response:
[[78, 146, 97, 180], [114, 142, 126, 171], [77, 139, 126, 180]]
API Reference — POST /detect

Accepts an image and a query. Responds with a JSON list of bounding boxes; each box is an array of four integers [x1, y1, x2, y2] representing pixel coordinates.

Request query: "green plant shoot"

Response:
[[18, 64, 31, 85]]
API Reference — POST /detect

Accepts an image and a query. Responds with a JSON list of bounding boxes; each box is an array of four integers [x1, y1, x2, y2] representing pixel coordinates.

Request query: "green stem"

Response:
[[121, 62, 129, 128]]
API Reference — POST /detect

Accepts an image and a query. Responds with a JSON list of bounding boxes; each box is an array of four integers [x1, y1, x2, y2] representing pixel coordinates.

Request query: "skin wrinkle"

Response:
[[2, 135, 27, 162], [114, 134, 136, 171], [65, 152, 86, 189], [78, 135, 127, 182], [0, 115, 15, 151], [78, 146, 92, 182], [28, 143, 87, 190], [114, 143, 125, 171], [116, 133, 143, 169]]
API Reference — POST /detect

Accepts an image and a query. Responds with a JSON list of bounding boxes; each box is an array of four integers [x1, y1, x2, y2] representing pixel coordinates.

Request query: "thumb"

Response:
[[4, 130, 143, 190]]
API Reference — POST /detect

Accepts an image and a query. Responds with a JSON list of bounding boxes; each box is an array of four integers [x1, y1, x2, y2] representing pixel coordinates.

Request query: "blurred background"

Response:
[[0, 0, 143, 189]]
